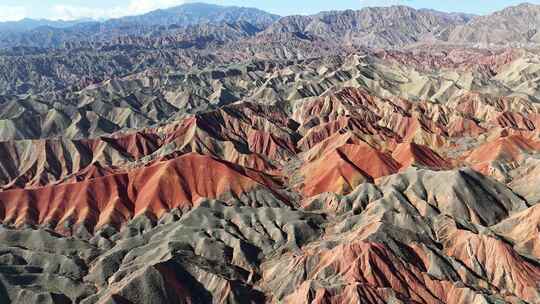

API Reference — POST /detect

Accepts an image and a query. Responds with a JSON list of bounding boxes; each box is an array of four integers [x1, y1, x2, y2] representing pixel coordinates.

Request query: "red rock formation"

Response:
[[439, 220, 540, 303], [447, 116, 486, 137], [466, 134, 540, 165], [301, 143, 399, 196], [0, 153, 281, 233], [494, 204, 540, 260], [271, 241, 505, 304], [392, 142, 451, 170]]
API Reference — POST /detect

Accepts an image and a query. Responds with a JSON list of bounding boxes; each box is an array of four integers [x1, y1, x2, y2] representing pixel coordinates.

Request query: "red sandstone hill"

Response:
[[392, 142, 451, 170], [300, 143, 400, 196], [0, 153, 283, 233]]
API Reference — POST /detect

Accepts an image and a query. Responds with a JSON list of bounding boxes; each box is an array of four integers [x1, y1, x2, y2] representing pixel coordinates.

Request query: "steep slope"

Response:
[[449, 3, 540, 45], [0, 153, 285, 234], [392, 142, 451, 169], [262, 6, 469, 47], [300, 143, 400, 196], [265, 168, 536, 303], [1, 168, 538, 303]]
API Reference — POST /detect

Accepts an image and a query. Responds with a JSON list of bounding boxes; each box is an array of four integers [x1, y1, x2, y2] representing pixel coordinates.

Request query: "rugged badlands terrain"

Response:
[[1, 2, 540, 304]]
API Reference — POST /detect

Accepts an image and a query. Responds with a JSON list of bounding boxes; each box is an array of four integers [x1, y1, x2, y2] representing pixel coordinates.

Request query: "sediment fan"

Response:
[[0, 2, 539, 304]]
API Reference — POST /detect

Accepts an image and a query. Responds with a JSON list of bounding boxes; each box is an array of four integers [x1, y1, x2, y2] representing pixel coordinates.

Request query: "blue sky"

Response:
[[0, 0, 539, 21]]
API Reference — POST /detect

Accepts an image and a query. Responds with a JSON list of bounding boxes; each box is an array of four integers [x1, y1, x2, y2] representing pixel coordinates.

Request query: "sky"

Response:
[[1, 0, 540, 22]]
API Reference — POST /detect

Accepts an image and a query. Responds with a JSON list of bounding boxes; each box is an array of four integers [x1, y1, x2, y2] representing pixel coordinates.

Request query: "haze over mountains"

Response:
[[1, 2, 540, 304], [3, 2, 540, 49]]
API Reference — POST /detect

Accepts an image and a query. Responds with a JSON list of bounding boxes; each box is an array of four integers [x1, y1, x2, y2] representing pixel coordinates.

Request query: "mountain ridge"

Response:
[[1, 2, 539, 52]]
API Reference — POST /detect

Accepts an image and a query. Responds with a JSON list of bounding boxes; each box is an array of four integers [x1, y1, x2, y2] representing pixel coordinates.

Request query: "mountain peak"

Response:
[[496, 2, 540, 14], [110, 2, 280, 28]]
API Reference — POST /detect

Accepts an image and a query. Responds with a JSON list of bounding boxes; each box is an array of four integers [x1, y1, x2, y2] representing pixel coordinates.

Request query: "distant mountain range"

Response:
[[1, 2, 540, 95], [261, 3, 540, 47], [0, 3, 280, 34], [2, 2, 540, 47], [449, 3, 540, 44], [0, 18, 90, 32], [0, 3, 280, 50], [2, 2, 540, 50]]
